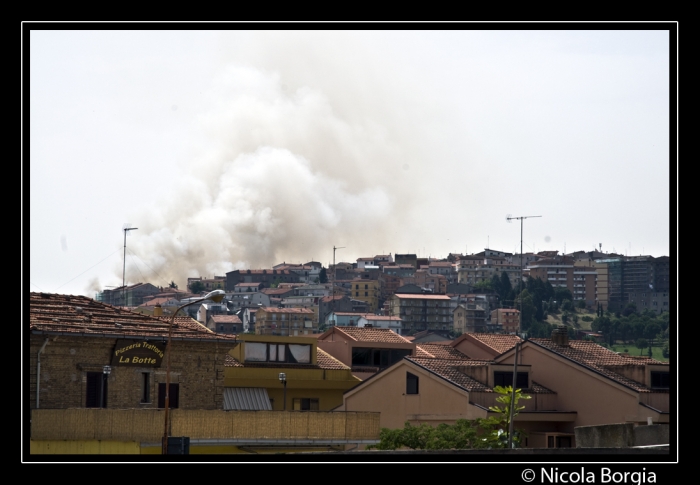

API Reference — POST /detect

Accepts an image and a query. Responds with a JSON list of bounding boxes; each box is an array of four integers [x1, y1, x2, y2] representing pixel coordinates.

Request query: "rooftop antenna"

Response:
[[122, 224, 138, 307], [505, 213, 541, 449]]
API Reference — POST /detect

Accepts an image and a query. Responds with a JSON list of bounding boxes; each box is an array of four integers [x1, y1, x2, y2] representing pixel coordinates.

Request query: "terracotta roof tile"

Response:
[[257, 307, 314, 314], [528, 338, 667, 393], [330, 327, 411, 343], [460, 333, 522, 355], [407, 358, 556, 394], [406, 357, 493, 392], [393, 294, 452, 300], [416, 344, 470, 360], [30, 292, 233, 341], [210, 315, 242, 324]]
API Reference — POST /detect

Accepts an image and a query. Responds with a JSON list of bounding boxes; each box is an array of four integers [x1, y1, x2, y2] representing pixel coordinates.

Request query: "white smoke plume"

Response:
[[126, 32, 440, 286]]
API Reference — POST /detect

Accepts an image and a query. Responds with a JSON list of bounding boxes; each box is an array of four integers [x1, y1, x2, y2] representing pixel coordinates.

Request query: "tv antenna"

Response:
[[505, 213, 541, 449], [122, 224, 138, 306]]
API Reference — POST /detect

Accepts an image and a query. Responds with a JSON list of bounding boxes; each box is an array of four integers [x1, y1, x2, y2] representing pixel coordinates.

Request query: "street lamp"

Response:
[[162, 289, 225, 454], [100, 365, 111, 408], [279, 373, 287, 411]]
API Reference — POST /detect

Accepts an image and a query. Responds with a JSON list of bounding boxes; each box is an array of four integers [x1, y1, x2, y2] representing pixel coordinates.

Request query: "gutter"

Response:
[[36, 338, 49, 409]]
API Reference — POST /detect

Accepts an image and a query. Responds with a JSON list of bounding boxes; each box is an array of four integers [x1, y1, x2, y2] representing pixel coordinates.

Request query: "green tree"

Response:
[[622, 302, 638, 317], [592, 315, 612, 345], [479, 385, 532, 448], [635, 338, 648, 356], [168, 281, 178, 289], [554, 287, 573, 304], [473, 280, 494, 292], [500, 271, 513, 298], [319, 268, 328, 284], [368, 420, 484, 451], [561, 299, 574, 312], [189, 281, 205, 294], [576, 299, 586, 311], [514, 289, 535, 329]]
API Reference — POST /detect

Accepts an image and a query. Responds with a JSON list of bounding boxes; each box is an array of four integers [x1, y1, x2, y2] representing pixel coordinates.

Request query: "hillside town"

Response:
[[28, 248, 671, 455]]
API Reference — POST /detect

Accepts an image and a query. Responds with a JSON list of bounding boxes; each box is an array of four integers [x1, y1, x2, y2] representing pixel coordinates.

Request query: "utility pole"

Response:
[[505, 214, 541, 448], [331, 246, 345, 326], [122, 225, 138, 307]]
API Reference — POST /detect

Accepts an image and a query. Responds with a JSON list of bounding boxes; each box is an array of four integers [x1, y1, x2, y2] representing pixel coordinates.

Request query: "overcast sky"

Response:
[[27, 28, 674, 297]]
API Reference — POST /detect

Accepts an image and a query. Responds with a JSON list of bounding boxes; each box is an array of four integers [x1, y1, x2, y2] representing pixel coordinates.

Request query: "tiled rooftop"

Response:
[[416, 343, 470, 360], [406, 357, 493, 392], [326, 327, 411, 343], [210, 314, 242, 324], [30, 292, 233, 341], [528, 338, 668, 393], [461, 333, 522, 354], [407, 357, 555, 394], [361, 315, 402, 321], [260, 288, 294, 295], [393, 294, 452, 300], [257, 307, 315, 314], [138, 297, 178, 307]]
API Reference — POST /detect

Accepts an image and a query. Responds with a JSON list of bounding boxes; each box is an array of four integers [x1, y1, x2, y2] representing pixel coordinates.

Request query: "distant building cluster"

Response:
[[94, 248, 670, 338]]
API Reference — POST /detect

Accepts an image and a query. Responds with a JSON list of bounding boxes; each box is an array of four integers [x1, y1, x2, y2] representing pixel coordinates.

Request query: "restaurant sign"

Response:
[[111, 339, 165, 367]]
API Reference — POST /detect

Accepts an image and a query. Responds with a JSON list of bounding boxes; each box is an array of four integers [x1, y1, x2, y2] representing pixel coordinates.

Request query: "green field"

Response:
[[606, 342, 669, 362]]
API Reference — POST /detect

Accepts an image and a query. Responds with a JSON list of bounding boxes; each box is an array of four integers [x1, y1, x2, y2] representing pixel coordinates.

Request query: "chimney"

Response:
[[154, 303, 163, 317], [551, 324, 569, 347]]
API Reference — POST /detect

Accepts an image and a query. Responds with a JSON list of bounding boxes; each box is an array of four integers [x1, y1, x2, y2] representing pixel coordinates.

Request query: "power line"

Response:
[[53, 249, 122, 292], [125, 247, 170, 288]]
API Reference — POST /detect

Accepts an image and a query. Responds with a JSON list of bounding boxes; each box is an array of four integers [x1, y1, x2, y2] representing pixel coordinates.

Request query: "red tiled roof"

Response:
[[30, 292, 233, 341], [325, 327, 411, 343], [416, 344, 469, 360], [361, 315, 402, 322], [406, 357, 555, 394], [406, 357, 493, 392], [210, 315, 242, 324], [138, 297, 179, 307], [393, 294, 451, 300], [257, 307, 314, 314], [528, 338, 668, 393], [457, 333, 522, 355]]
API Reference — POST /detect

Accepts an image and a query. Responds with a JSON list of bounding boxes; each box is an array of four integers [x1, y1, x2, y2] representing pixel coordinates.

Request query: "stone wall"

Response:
[[30, 335, 229, 410], [575, 423, 670, 448]]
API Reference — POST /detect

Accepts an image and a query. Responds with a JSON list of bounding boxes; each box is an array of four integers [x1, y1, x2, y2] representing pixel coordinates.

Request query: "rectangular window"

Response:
[[650, 371, 670, 389], [352, 348, 411, 368], [158, 383, 179, 409], [244, 342, 311, 363], [141, 372, 150, 403], [494, 371, 528, 389], [293, 398, 319, 411], [86, 371, 107, 408], [406, 372, 419, 394]]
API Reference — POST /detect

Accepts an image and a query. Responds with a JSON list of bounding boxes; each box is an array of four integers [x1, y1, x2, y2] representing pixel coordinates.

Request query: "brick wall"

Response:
[[29, 335, 229, 410]]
